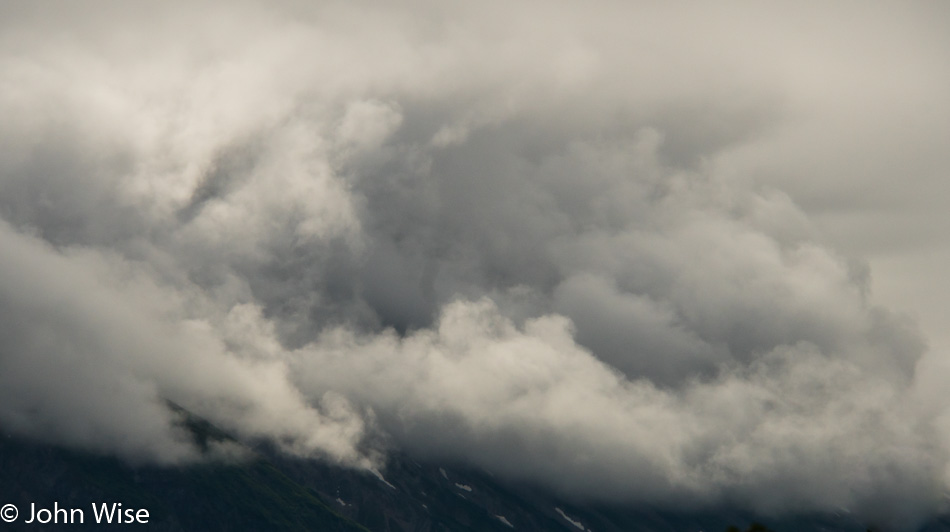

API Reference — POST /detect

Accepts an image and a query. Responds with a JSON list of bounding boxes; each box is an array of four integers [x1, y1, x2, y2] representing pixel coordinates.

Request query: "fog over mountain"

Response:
[[2, 2, 950, 529]]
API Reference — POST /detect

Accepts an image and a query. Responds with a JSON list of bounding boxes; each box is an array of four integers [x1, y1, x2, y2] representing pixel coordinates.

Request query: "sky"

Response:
[[1, 1, 949, 529]]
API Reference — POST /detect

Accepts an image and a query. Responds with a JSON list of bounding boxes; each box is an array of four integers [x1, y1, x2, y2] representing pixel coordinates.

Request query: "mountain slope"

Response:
[[0, 433, 367, 532], [5, 429, 950, 532]]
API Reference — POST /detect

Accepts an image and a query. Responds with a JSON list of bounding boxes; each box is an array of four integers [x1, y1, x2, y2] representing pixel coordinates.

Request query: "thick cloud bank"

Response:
[[2, 1, 950, 528]]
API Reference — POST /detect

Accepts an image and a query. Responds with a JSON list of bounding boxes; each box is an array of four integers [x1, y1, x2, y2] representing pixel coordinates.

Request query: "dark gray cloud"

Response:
[[1, 2, 949, 529]]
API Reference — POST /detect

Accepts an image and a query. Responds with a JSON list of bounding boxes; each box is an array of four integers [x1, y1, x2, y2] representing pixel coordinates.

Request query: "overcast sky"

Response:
[[2, 2, 950, 529]]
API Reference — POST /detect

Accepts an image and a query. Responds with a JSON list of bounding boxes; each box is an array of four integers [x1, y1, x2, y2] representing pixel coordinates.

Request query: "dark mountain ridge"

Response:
[[3, 426, 949, 532]]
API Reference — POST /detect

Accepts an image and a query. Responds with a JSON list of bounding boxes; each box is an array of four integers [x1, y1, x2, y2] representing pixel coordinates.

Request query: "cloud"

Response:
[[1, 1, 949, 529], [0, 219, 371, 467], [294, 299, 941, 523]]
